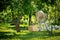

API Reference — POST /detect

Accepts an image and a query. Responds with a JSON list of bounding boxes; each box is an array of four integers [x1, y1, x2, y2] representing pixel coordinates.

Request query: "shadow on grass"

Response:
[[0, 31, 60, 40], [0, 32, 15, 39], [0, 31, 49, 39], [52, 32, 60, 36], [17, 31, 50, 40]]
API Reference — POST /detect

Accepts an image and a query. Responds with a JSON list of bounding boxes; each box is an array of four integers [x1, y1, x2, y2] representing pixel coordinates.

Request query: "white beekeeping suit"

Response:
[[35, 10, 48, 31]]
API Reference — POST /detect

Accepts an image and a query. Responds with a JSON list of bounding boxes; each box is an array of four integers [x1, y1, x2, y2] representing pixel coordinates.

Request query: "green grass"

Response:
[[0, 23, 60, 40], [0, 30, 60, 40]]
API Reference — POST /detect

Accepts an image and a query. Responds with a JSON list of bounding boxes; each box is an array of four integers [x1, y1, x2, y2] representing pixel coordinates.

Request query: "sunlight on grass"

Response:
[[25, 36, 60, 40], [0, 23, 60, 40], [0, 29, 16, 32], [15, 30, 30, 35]]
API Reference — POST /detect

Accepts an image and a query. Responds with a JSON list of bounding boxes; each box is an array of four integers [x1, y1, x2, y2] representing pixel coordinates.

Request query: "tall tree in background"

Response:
[[10, 0, 23, 32]]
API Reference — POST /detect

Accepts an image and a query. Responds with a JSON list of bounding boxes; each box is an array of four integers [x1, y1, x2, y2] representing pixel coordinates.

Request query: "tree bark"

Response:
[[11, 3, 20, 32], [29, 11, 31, 26], [16, 14, 21, 32]]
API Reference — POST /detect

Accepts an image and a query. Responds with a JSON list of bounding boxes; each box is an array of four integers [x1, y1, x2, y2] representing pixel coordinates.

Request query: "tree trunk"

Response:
[[29, 12, 31, 26], [11, 3, 20, 32], [16, 14, 21, 32], [50, 26, 53, 35]]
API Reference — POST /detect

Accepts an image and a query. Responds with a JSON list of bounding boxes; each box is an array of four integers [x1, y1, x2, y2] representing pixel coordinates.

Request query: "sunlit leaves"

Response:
[[0, 0, 60, 25], [31, 15, 36, 24]]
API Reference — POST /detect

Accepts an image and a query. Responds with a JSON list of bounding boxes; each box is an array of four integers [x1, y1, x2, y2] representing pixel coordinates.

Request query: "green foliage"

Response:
[[0, 0, 60, 39], [0, 0, 60, 26]]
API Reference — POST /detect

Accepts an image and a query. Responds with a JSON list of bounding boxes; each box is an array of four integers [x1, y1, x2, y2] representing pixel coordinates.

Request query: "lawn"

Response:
[[0, 23, 60, 40], [0, 30, 60, 40]]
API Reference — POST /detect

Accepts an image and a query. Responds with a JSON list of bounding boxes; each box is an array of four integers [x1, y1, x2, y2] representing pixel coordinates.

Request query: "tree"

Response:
[[10, 0, 23, 32]]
